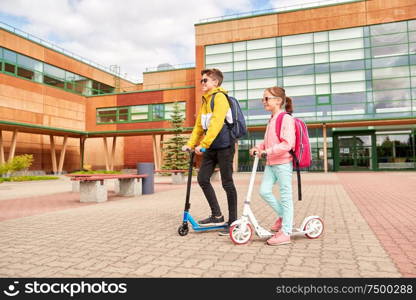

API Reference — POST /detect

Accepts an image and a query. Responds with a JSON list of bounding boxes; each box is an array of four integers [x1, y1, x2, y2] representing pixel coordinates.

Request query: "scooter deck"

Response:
[[183, 211, 227, 232]]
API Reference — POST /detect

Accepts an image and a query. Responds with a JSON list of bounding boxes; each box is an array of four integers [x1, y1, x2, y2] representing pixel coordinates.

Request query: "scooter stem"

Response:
[[246, 154, 260, 204]]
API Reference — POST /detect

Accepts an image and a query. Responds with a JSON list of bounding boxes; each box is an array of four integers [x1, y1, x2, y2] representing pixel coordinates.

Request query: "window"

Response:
[[284, 74, 314, 86], [329, 27, 363, 40], [370, 21, 407, 36], [282, 33, 312, 46], [1, 47, 114, 95], [247, 48, 276, 60], [371, 32, 408, 47], [205, 53, 233, 64], [247, 38, 275, 50], [118, 108, 129, 122], [152, 104, 164, 120], [97, 108, 117, 123], [205, 43, 232, 55], [164, 102, 186, 119], [247, 58, 276, 69], [3, 49, 16, 74], [131, 105, 149, 121], [316, 95, 331, 105], [247, 68, 277, 79]]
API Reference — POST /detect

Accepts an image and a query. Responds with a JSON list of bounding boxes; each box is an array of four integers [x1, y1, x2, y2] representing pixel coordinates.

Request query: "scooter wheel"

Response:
[[230, 223, 253, 245], [303, 217, 324, 239], [178, 224, 189, 236]]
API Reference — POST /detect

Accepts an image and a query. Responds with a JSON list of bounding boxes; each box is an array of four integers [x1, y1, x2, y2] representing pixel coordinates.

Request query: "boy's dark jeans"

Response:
[[197, 146, 237, 224]]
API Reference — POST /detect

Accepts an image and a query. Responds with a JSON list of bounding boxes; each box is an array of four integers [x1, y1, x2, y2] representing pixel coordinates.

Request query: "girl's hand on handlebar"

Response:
[[249, 147, 259, 157]]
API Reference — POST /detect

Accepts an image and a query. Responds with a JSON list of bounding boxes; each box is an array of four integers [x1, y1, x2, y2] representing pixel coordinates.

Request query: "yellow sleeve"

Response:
[[200, 93, 230, 149], [186, 108, 204, 148]]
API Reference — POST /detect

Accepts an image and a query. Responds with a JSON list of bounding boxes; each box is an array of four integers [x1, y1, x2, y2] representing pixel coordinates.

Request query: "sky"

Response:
[[0, 0, 345, 83]]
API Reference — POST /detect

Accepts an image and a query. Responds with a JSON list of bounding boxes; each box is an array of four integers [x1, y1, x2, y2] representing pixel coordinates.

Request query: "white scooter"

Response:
[[229, 152, 324, 245]]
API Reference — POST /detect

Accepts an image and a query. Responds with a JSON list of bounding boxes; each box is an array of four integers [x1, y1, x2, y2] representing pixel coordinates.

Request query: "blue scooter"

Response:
[[178, 149, 227, 236]]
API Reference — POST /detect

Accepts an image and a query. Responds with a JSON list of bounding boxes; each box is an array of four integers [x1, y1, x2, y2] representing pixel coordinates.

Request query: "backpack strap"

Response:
[[275, 112, 302, 201], [210, 92, 234, 130], [275, 112, 287, 141], [210, 92, 235, 143]]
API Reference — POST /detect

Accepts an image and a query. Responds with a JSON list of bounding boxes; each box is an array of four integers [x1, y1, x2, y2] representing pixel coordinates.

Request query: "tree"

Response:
[[161, 102, 188, 172]]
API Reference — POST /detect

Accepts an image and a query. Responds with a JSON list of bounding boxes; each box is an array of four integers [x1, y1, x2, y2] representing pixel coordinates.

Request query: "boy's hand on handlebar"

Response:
[[182, 145, 192, 152], [195, 146, 203, 155]]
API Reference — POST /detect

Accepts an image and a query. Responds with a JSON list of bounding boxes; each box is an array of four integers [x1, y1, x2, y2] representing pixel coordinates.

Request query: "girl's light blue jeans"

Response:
[[259, 163, 293, 235]]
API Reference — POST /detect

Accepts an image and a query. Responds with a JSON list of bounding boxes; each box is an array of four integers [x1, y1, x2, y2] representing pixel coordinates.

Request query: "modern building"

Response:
[[1, 0, 415, 173]]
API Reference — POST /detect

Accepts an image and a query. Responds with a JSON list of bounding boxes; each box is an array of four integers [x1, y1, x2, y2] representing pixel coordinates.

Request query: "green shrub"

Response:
[[0, 176, 59, 183], [10, 154, 34, 172], [0, 154, 34, 176], [0, 161, 12, 175]]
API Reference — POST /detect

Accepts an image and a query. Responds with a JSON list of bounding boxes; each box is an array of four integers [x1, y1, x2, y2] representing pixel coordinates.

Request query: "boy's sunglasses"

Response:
[[200, 78, 209, 84]]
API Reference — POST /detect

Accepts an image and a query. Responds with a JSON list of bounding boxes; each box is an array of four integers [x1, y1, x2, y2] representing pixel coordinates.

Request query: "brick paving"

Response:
[[0, 172, 413, 278], [337, 172, 416, 278]]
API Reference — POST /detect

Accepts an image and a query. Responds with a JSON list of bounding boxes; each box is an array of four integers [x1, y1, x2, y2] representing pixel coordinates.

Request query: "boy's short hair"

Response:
[[201, 68, 223, 86]]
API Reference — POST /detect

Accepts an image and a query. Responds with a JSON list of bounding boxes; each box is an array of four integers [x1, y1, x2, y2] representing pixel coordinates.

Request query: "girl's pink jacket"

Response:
[[257, 112, 296, 166]]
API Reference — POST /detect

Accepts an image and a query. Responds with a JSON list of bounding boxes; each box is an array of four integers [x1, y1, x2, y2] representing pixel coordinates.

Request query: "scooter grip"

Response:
[[253, 150, 266, 158], [200, 148, 206, 152]]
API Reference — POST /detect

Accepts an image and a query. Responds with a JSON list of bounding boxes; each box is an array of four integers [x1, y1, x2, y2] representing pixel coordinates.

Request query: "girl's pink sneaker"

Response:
[[267, 231, 291, 246], [270, 217, 283, 232]]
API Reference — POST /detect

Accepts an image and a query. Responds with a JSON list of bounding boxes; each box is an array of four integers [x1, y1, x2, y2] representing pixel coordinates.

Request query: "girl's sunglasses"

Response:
[[261, 96, 279, 102], [200, 78, 209, 84]]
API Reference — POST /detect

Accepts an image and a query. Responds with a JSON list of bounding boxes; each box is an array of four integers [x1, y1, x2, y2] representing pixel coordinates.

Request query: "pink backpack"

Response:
[[276, 112, 312, 200]]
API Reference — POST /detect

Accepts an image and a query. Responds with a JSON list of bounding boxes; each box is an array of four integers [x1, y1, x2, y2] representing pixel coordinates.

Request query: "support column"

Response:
[[152, 135, 158, 170], [80, 136, 86, 170], [50, 135, 57, 174], [152, 135, 163, 170], [159, 134, 164, 168], [110, 136, 116, 171], [103, 137, 110, 171], [57, 136, 68, 174], [8, 130, 18, 162], [0, 130, 4, 164], [323, 124, 328, 173]]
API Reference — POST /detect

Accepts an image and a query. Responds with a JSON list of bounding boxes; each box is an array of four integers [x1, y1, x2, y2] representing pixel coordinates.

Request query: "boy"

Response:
[[182, 68, 237, 235]]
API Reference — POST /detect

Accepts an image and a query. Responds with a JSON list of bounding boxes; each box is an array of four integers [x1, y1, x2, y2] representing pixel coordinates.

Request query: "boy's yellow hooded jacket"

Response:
[[187, 87, 233, 149]]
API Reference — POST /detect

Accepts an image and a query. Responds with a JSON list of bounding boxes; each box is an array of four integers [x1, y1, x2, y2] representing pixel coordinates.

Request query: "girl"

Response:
[[250, 87, 296, 246]]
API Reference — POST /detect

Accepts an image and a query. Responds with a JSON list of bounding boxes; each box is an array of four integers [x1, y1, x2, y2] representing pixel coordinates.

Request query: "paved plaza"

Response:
[[0, 171, 415, 278]]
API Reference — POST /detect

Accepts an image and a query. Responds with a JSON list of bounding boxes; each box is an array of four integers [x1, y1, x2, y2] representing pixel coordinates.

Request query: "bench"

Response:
[[154, 170, 187, 184], [67, 174, 148, 202]]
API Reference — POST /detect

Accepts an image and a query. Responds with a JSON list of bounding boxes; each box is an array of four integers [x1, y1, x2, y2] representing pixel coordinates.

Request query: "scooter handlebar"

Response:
[[183, 147, 206, 153], [253, 150, 267, 158]]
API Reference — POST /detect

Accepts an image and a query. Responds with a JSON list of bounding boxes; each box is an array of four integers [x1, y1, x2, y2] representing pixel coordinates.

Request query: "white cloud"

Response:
[[0, 0, 254, 83], [270, 0, 352, 10]]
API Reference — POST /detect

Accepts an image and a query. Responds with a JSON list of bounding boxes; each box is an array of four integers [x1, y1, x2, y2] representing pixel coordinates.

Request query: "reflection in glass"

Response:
[[377, 133, 414, 169]]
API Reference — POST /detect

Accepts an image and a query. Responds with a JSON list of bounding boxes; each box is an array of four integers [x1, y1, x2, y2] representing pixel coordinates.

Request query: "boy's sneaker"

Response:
[[218, 225, 230, 236], [198, 215, 225, 227], [267, 231, 291, 246]]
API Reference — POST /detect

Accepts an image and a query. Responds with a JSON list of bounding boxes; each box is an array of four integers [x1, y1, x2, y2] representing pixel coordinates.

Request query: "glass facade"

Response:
[[0, 47, 114, 95], [96, 102, 186, 124], [205, 20, 416, 125], [205, 20, 416, 171]]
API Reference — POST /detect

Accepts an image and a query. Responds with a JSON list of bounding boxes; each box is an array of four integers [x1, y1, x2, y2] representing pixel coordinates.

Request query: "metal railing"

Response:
[[198, 0, 362, 24], [0, 21, 141, 83], [144, 63, 195, 73]]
